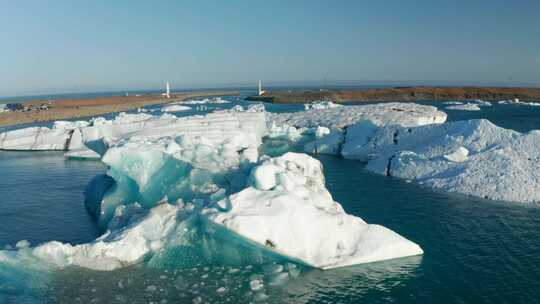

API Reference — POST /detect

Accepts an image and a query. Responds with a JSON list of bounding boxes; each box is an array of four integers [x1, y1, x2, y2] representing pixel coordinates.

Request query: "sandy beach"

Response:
[[0, 91, 238, 127]]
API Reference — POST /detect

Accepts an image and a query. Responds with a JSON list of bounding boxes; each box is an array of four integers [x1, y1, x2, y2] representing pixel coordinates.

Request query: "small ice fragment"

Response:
[[268, 272, 289, 286], [249, 279, 264, 291], [192, 296, 202, 304], [15, 240, 30, 248], [262, 263, 283, 274], [254, 292, 269, 302]]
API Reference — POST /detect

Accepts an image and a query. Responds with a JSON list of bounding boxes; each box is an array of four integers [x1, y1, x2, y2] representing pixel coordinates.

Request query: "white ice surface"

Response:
[[204, 152, 423, 269], [304, 101, 343, 110], [161, 104, 192, 112], [0, 203, 180, 271], [445, 103, 481, 111], [270, 102, 447, 130], [175, 97, 230, 105], [0, 127, 72, 150], [342, 119, 540, 203], [498, 99, 540, 106]]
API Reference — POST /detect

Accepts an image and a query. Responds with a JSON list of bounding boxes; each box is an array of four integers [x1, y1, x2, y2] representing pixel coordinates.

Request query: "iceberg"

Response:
[[161, 104, 192, 112], [472, 99, 492, 107], [269, 102, 447, 130], [0, 106, 265, 160], [445, 103, 481, 111], [498, 98, 540, 106], [280, 103, 447, 156], [175, 97, 230, 105], [304, 101, 343, 110], [204, 152, 423, 269], [341, 119, 540, 203], [0, 152, 423, 270], [0, 126, 73, 150]]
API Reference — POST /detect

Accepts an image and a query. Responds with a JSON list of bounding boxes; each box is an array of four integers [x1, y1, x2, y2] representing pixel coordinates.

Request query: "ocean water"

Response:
[[1, 100, 540, 303]]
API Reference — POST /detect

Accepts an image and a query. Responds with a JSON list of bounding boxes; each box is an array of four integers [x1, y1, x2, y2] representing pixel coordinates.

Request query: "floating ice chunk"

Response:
[[0, 126, 72, 150], [473, 100, 492, 107], [445, 103, 481, 111], [204, 153, 423, 269], [176, 97, 230, 105], [442, 101, 463, 105], [161, 105, 192, 112], [0, 203, 181, 271], [270, 102, 447, 130], [249, 279, 264, 291], [342, 119, 540, 203], [53, 120, 90, 129], [304, 101, 343, 110], [15, 240, 30, 249], [498, 98, 540, 106]]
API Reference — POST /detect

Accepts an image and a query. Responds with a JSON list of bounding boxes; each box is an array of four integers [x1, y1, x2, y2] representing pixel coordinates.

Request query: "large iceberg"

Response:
[[0, 126, 73, 150], [270, 102, 447, 129], [0, 150, 422, 271], [0, 107, 266, 160], [341, 119, 540, 203], [204, 152, 423, 269], [0, 105, 427, 272]]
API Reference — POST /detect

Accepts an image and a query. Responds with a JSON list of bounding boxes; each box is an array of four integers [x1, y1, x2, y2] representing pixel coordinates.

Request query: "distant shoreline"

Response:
[[248, 86, 540, 103], [0, 91, 238, 128]]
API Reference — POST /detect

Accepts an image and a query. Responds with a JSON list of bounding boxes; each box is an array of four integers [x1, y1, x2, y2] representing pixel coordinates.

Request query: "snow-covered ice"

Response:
[[0, 126, 73, 150], [161, 104, 192, 112], [472, 100, 492, 107], [0, 107, 426, 271], [304, 101, 343, 110], [0, 106, 265, 159], [341, 119, 540, 203], [498, 98, 540, 106], [270, 102, 447, 130], [175, 97, 230, 105], [204, 152, 424, 269], [445, 103, 481, 111]]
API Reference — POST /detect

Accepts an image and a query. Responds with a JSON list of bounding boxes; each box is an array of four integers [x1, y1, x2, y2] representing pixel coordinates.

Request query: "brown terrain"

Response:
[[0, 91, 238, 127], [251, 87, 540, 103]]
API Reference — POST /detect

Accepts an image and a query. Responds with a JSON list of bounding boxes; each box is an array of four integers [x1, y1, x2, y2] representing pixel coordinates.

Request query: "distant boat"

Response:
[[246, 80, 274, 102]]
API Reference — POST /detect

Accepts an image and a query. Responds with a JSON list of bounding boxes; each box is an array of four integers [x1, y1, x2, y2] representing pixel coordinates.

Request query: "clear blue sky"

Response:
[[1, 0, 539, 96]]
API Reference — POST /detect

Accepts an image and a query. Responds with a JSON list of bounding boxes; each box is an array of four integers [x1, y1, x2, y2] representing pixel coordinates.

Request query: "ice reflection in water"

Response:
[[48, 256, 421, 303]]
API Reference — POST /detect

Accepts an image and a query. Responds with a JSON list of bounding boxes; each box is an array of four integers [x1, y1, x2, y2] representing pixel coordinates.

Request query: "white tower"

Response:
[[166, 82, 171, 99], [258, 80, 266, 96]]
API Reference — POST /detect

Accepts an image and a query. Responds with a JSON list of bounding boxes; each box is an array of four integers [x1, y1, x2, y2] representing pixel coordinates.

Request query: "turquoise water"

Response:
[[1, 101, 540, 303]]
